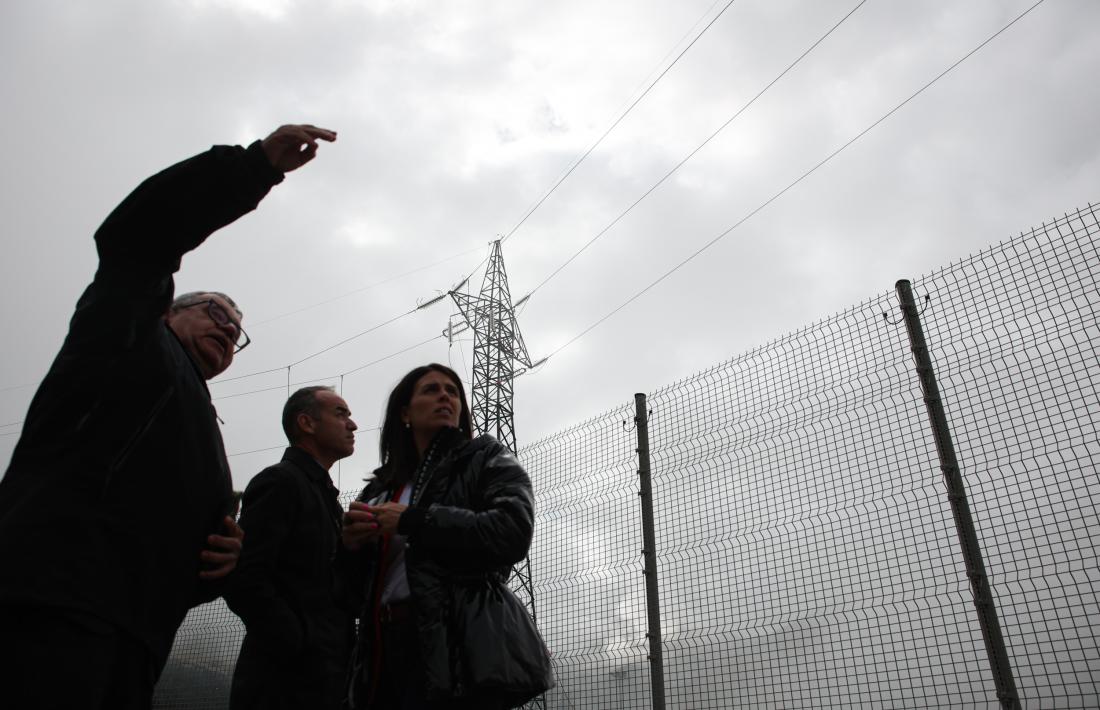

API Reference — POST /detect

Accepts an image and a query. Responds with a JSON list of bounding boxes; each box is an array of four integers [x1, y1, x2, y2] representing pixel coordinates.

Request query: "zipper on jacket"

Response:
[[104, 385, 175, 493]]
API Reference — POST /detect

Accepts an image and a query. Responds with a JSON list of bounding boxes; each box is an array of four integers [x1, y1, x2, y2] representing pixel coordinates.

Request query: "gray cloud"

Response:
[[2, 0, 1097, 486]]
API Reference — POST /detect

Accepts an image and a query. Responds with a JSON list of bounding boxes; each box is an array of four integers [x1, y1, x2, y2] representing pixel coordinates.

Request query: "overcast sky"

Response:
[[1, 0, 1097, 489]]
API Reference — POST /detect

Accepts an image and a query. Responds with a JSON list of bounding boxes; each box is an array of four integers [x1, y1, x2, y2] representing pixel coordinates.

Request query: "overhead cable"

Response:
[[2, 0, 732, 403], [227, 425, 382, 460], [341, 334, 445, 377], [437, 0, 742, 300], [247, 244, 484, 329], [540, 0, 1048, 365], [0, 382, 36, 394], [212, 333, 445, 402], [288, 308, 419, 368], [212, 366, 288, 385], [2, 245, 474, 395], [500, 0, 741, 246], [524, 0, 869, 302], [227, 445, 285, 458], [207, 306, 418, 386]]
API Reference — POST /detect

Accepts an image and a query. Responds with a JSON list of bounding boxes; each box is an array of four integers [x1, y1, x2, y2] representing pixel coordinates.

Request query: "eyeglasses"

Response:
[[180, 299, 251, 353]]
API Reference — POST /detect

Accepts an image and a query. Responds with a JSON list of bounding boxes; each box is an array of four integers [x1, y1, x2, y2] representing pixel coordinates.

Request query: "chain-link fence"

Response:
[[155, 202, 1099, 708]]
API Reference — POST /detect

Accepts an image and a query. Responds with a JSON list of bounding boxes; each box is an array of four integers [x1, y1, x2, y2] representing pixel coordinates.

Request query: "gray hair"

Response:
[[171, 291, 243, 319], [282, 386, 336, 444]]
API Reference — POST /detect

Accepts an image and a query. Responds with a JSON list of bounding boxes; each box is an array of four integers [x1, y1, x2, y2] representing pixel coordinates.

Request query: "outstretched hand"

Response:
[[199, 515, 244, 580], [261, 124, 337, 173]]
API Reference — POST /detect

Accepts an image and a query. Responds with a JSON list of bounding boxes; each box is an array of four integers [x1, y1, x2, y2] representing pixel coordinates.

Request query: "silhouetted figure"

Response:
[[337, 363, 553, 710], [227, 386, 357, 710], [0, 124, 336, 710]]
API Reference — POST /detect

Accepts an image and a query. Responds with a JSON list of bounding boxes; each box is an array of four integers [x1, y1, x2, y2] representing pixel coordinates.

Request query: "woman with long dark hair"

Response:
[[337, 363, 552, 709]]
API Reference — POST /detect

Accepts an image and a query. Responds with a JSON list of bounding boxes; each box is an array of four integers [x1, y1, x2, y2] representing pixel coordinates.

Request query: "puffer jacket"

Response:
[[337, 428, 554, 708]]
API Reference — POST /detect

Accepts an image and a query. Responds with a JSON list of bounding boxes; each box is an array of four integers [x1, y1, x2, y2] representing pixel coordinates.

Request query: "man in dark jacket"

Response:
[[227, 386, 358, 710], [0, 123, 336, 709]]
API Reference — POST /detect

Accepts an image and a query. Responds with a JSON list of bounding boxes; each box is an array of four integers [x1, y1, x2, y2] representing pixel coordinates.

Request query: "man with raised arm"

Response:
[[0, 124, 336, 709]]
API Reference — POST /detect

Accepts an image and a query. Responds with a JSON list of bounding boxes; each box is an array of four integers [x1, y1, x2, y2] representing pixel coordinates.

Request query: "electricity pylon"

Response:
[[448, 239, 546, 709]]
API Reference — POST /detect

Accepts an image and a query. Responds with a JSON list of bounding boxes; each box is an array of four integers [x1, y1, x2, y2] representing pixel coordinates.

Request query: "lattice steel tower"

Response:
[[450, 241, 541, 446], [449, 239, 545, 709]]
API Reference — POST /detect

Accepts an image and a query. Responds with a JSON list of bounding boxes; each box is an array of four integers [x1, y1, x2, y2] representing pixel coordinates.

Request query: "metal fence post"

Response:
[[634, 393, 667, 710], [895, 279, 1021, 710]]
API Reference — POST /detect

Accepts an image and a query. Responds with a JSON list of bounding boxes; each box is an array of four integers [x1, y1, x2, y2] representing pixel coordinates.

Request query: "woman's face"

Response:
[[403, 369, 463, 437]]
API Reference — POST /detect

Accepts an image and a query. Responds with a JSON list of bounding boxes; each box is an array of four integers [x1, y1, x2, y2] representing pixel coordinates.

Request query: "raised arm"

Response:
[[70, 124, 335, 355]]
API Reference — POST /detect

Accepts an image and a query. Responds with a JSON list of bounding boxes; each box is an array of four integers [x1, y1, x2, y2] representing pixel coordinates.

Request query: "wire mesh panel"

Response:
[[153, 599, 243, 709], [518, 406, 652, 709], [156, 203, 1099, 708], [644, 304, 995, 708], [518, 203, 1098, 708], [915, 206, 1100, 708]]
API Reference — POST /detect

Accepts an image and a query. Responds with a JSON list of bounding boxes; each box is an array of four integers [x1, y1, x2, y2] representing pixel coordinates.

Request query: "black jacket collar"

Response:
[[282, 446, 335, 487]]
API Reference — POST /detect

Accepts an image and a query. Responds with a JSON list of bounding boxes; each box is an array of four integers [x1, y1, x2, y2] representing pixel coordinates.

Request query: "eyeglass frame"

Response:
[[177, 299, 251, 353]]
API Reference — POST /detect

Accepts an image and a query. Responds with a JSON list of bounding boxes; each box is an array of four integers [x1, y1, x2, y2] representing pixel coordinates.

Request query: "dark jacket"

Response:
[[338, 429, 553, 708], [0, 140, 283, 674], [226, 447, 353, 710]]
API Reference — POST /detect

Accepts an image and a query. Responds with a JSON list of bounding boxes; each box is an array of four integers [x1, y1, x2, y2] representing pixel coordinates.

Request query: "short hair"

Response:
[[282, 386, 336, 444], [171, 291, 243, 319]]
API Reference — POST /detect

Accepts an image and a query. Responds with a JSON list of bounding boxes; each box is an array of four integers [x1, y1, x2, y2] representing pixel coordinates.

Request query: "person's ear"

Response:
[[297, 412, 316, 436]]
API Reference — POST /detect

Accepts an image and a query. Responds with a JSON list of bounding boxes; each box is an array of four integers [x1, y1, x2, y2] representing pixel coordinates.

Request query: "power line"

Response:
[[213, 385, 287, 402], [11, 286, 447, 402], [618, 0, 728, 114], [436, 0, 742, 301], [540, 0, 1047, 366], [4, 302, 435, 396], [341, 333, 445, 377], [3, 1, 734, 397], [211, 303, 438, 385], [212, 366, 288, 385], [5, 251, 479, 394], [212, 332, 446, 401], [500, 0, 741, 246], [247, 244, 484, 329], [2, 296, 439, 396], [227, 426, 382, 460], [6, 331, 445, 424], [227, 445, 285, 458], [523, 0, 869, 302], [287, 307, 419, 368], [212, 305, 420, 387]]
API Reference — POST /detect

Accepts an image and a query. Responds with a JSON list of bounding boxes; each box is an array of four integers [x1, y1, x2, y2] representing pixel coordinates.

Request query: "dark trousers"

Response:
[[230, 632, 348, 710], [0, 605, 155, 710], [370, 610, 427, 710]]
